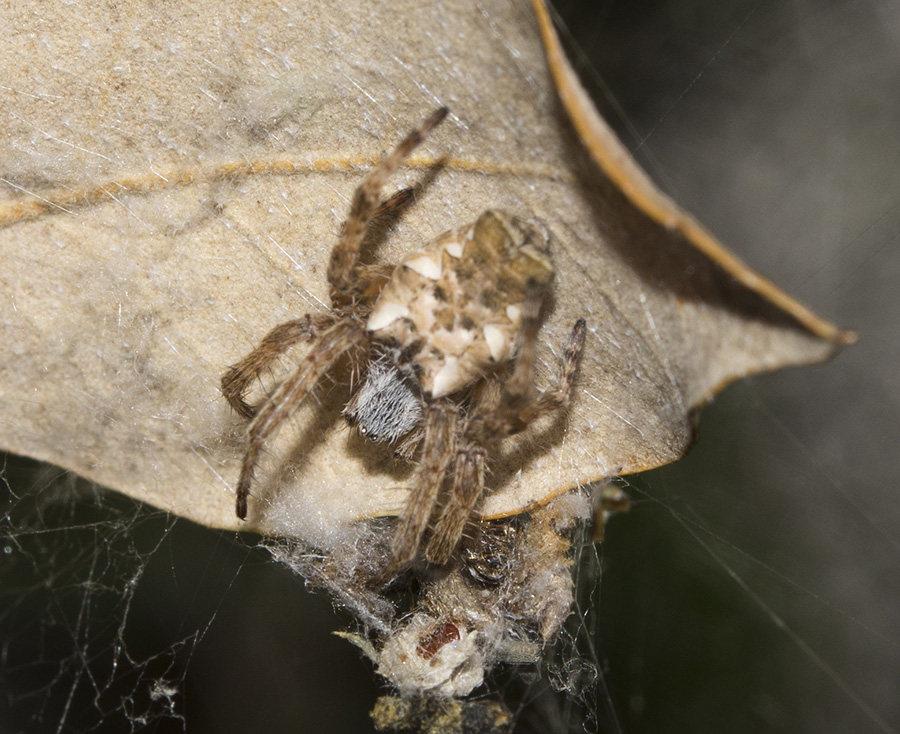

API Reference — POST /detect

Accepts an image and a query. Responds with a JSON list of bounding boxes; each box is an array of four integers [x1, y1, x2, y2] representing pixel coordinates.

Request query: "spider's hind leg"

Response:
[[468, 280, 585, 442], [426, 315, 585, 565], [425, 442, 485, 565], [375, 400, 458, 584], [516, 316, 586, 427]]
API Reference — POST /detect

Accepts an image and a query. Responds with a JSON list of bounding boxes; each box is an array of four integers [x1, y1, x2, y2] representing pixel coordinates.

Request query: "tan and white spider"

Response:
[[221, 108, 585, 580]]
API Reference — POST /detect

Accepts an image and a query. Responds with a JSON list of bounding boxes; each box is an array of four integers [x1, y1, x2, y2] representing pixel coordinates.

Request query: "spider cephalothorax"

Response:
[[221, 108, 585, 579]]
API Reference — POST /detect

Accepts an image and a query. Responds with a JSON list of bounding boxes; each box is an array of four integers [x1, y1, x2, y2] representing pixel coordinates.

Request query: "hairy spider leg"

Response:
[[424, 314, 587, 565], [425, 443, 485, 565], [469, 276, 586, 441], [386, 273, 554, 552], [221, 185, 416, 420], [221, 314, 330, 420], [234, 321, 367, 520], [373, 187, 415, 219], [327, 107, 449, 307], [375, 401, 459, 584], [515, 317, 586, 426], [497, 279, 550, 421]]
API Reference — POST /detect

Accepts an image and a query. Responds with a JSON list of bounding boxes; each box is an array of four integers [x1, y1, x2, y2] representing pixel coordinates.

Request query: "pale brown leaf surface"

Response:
[[0, 0, 851, 547]]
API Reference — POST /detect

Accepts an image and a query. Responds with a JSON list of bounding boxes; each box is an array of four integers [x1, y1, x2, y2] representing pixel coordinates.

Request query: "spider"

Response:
[[221, 107, 585, 580]]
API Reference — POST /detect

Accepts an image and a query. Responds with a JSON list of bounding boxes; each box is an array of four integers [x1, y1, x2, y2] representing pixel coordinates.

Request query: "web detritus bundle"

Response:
[[267, 490, 592, 731]]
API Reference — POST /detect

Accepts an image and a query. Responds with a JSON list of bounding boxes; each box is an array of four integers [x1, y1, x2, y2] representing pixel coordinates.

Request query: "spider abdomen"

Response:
[[367, 210, 554, 399]]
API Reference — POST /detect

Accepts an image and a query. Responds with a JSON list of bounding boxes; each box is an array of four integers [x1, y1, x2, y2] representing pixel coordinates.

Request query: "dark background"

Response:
[[2, 1, 898, 732]]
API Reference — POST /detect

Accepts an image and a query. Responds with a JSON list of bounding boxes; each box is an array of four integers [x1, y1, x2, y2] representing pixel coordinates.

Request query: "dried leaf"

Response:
[[0, 0, 852, 546]]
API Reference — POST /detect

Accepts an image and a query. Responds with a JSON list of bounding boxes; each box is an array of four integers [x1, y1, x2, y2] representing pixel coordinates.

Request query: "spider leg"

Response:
[[468, 283, 586, 443], [514, 316, 586, 427], [425, 443, 485, 565], [376, 401, 458, 583], [501, 279, 547, 416], [421, 319, 584, 564], [327, 107, 448, 306], [234, 321, 367, 520], [416, 301, 585, 565], [221, 314, 332, 420], [373, 187, 414, 219]]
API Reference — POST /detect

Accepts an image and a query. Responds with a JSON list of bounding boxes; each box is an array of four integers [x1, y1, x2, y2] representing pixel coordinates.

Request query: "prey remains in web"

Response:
[[221, 108, 586, 582]]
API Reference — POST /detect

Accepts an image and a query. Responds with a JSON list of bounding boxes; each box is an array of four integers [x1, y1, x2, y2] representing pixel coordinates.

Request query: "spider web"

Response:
[[0, 458, 193, 732], [3, 0, 900, 732]]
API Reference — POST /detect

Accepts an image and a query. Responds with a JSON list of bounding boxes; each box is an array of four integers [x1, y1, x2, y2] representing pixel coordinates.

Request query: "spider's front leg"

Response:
[[327, 107, 448, 308], [234, 321, 367, 520], [221, 314, 329, 420]]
